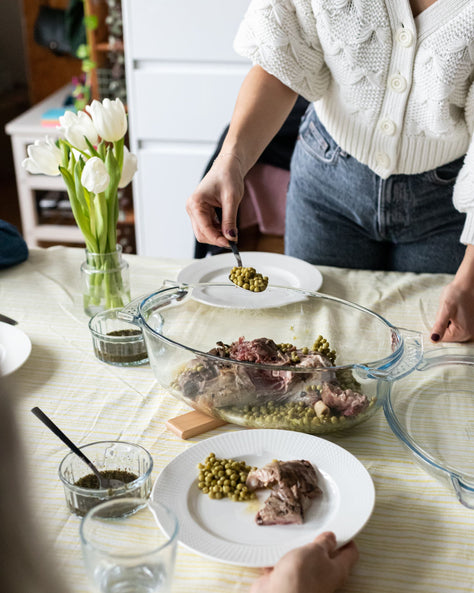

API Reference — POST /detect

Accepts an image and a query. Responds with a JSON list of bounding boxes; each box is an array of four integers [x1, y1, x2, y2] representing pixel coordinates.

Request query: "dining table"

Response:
[[2, 245, 474, 593]]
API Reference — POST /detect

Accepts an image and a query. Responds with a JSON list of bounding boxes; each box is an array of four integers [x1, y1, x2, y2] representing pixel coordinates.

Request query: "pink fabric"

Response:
[[239, 163, 289, 235]]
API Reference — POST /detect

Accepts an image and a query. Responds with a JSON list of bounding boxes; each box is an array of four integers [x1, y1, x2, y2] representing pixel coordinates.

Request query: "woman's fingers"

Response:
[[430, 283, 474, 343], [430, 300, 452, 343]]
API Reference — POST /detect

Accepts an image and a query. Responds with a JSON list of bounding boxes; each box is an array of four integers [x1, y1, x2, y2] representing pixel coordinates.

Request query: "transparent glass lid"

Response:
[[385, 346, 474, 481], [137, 283, 403, 370]]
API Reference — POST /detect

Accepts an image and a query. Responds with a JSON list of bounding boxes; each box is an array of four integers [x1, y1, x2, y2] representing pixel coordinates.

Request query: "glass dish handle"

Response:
[[118, 282, 187, 325], [356, 328, 423, 382], [383, 328, 424, 381], [451, 475, 474, 509], [118, 294, 148, 325]]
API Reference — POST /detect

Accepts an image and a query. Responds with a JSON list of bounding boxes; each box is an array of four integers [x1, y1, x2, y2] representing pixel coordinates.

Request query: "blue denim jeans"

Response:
[[285, 105, 466, 273]]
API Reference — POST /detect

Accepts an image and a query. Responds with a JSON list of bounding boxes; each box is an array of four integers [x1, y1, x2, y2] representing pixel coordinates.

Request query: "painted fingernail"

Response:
[[228, 229, 236, 238], [431, 333, 440, 342]]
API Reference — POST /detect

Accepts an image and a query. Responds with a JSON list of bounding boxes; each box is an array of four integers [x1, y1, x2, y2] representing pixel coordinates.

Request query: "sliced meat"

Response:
[[229, 337, 291, 365], [255, 491, 304, 525], [320, 382, 369, 417], [192, 365, 257, 411], [247, 459, 321, 526]]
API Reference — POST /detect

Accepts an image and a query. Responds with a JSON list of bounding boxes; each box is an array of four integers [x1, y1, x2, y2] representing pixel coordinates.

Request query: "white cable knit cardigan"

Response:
[[234, 0, 474, 245]]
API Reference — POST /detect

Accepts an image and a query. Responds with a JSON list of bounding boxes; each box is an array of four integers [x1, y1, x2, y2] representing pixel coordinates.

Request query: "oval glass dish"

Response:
[[120, 283, 423, 435], [383, 346, 474, 508]]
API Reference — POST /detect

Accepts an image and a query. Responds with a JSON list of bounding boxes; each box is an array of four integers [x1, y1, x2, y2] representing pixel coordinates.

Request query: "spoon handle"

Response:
[[31, 407, 101, 479], [0, 313, 18, 325], [229, 241, 243, 268]]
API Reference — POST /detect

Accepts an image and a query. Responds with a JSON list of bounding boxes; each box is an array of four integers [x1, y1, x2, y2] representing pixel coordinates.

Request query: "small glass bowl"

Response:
[[88, 308, 148, 366], [58, 441, 153, 516]]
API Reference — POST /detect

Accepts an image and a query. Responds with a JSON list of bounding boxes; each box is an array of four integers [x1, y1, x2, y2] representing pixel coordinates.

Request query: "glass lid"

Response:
[[384, 346, 474, 506]]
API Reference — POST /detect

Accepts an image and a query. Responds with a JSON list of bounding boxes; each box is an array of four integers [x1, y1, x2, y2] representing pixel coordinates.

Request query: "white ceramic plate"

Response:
[[177, 252, 323, 308], [0, 322, 32, 377], [152, 429, 374, 567]]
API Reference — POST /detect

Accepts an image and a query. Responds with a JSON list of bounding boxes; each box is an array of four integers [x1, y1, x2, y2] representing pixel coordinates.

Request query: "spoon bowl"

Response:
[[228, 241, 269, 292]]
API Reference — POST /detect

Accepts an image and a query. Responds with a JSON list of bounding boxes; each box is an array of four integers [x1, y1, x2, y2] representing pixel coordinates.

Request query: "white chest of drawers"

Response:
[[122, 0, 250, 257]]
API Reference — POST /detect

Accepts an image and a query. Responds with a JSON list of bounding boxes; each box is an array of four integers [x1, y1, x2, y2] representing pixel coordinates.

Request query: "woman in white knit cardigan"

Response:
[[186, 0, 474, 343]]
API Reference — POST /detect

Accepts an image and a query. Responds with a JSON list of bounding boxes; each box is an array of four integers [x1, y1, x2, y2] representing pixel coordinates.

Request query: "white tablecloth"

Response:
[[2, 246, 474, 593]]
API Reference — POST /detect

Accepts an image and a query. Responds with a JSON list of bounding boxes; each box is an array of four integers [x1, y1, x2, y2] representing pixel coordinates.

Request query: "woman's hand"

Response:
[[431, 244, 474, 342], [250, 532, 359, 593], [186, 152, 245, 248]]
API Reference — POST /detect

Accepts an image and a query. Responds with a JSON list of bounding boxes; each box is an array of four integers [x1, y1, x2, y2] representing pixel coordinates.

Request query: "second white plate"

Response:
[[177, 252, 323, 308], [152, 429, 374, 567], [0, 322, 32, 377]]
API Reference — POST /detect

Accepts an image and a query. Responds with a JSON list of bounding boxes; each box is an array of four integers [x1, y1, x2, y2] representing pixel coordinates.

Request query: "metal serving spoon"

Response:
[[31, 407, 125, 490], [228, 240, 269, 292]]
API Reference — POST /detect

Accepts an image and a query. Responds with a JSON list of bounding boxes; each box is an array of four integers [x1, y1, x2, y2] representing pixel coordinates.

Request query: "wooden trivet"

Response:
[[166, 410, 228, 440]]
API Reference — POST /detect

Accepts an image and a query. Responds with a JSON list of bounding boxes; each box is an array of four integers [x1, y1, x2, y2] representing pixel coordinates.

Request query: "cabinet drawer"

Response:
[[123, 0, 250, 62], [130, 68, 248, 142], [133, 147, 212, 257]]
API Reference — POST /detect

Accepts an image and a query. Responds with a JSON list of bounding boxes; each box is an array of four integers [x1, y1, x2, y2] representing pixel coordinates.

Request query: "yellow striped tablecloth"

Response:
[[2, 246, 474, 593]]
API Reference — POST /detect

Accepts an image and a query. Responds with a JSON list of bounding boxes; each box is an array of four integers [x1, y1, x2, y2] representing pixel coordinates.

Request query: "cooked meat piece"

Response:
[[177, 358, 221, 398], [247, 459, 320, 494], [296, 352, 336, 383], [297, 352, 334, 369], [255, 491, 304, 525], [245, 366, 300, 396], [320, 382, 369, 417], [229, 337, 291, 365], [191, 365, 256, 412], [207, 341, 230, 358], [247, 460, 321, 526]]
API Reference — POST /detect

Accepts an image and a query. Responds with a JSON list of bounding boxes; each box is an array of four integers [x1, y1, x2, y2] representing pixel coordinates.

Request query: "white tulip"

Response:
[[58, 110, 99, 151], [81, 157, 110, 193], [86, 98, 127, 142], [118, 146, 138, 188], [21, 136, 63, 176]]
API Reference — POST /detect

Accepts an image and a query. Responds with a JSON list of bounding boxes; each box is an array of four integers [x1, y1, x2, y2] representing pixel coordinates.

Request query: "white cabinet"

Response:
[[122, 0, 250, 257]]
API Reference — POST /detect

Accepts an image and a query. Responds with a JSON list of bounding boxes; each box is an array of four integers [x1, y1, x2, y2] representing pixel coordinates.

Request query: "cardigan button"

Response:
[[396, 28, 414, 48], [375, 151, 391, 170], [378, 118, 396, 136], [388, 74, 407, 93]]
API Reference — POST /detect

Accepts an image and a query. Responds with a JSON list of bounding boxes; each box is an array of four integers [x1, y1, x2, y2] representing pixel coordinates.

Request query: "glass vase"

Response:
[[81, 245, 131, 317]]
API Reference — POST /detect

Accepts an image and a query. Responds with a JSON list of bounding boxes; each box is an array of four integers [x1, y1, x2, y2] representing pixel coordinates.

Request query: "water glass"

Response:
[[80, 497, 179, 593]]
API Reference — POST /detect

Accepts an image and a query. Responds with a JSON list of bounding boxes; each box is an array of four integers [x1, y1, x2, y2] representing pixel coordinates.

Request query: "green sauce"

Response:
[[74, 469, 138, 489]]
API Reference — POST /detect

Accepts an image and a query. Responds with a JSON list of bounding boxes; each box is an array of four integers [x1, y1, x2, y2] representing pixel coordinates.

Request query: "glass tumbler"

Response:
[[88, 308, 148, 366], [80, 497, 179, 593]]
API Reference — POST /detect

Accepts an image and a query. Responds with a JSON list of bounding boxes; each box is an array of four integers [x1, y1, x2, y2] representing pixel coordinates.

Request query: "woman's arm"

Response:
[[431, 243, 474, 342], [186, 65, 298, 248]]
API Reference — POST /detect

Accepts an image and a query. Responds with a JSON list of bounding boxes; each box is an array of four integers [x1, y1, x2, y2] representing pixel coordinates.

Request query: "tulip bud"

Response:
[[86, 98, 127, 142], [58, 110, 99, 151], [81, 157, 110, 193], [118, 146, 138, 188], [21, 136, 63, 176]]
